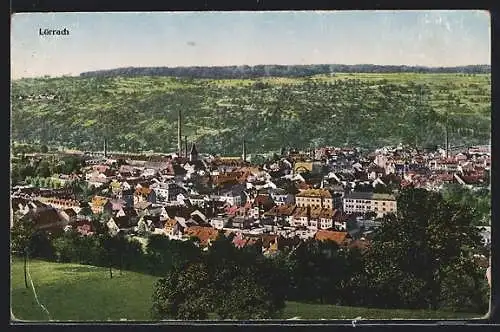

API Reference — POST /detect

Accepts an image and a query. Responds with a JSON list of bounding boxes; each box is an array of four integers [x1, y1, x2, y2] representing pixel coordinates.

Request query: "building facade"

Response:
[[295, 189, 333, 209], [343, 192, 397, 217]]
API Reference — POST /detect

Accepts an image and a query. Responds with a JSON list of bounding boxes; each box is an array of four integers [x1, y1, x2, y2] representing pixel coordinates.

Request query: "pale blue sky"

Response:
[[11, 10, 491, 79]]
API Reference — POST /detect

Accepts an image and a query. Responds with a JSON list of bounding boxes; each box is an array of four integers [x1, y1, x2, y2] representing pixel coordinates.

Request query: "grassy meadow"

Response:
[[10, 259, 486, 322]]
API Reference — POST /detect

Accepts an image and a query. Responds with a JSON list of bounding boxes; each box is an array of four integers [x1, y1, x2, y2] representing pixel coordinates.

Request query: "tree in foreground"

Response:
[[151, 236, 286, 320], [364, 188, 488, 312], [11, 214, 35, 289], [151, 262, 212, 320]]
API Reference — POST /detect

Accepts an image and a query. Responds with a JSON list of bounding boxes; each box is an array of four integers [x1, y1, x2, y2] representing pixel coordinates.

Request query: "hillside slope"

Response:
[[11, 73, 490, 155]]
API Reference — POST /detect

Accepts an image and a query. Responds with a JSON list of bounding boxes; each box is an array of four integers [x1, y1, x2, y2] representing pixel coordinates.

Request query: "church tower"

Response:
[[190, 143, 198, 162]]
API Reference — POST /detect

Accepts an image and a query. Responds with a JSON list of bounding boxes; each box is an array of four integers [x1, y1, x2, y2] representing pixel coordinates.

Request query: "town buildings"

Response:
[[10, 142, 490, 252]]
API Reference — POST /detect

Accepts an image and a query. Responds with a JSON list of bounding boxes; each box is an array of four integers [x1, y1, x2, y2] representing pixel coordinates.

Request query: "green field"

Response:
[[10, 259, 485, 322]]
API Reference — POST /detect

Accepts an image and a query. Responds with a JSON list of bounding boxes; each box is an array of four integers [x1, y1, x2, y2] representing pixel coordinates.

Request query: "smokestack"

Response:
[[177, 109, 182, 157], [104, 138, 107, 158], [184, 136, 188, 158], [445, 125, 449, 159], [242, 138, 247, 162]]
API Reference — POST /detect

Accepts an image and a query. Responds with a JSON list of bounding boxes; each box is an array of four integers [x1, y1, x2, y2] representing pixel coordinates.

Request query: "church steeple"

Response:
[[190, 143, 198, 162]]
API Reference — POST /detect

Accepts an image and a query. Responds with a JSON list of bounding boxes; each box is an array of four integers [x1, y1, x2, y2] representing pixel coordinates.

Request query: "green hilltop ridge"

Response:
[[11, 71, 490, 155]]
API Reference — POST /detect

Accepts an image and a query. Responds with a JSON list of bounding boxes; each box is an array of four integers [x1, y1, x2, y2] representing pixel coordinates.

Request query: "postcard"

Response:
[[10, 10, 492, 323]]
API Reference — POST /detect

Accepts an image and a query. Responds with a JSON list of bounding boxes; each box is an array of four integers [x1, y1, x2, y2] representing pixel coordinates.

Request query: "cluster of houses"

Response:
[[11, 142, 491, 253]]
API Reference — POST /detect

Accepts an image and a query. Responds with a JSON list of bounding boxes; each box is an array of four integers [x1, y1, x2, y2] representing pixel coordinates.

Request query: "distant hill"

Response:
[[11, 72, 490, 155], [80, 64, 491, 79]]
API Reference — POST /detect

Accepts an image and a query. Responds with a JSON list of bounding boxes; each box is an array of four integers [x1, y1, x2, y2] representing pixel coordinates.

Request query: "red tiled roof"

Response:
[[184, 226, 219, 246], [264, 204, 297, 217], [315, 230, 350, 245]]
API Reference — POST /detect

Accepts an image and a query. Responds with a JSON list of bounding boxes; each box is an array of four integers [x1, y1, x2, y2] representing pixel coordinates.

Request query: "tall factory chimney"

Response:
[[242, 138, 247, 162], [103, 138, 108, 158], [445, 125, 449, 159], [177, 109, 182, 157]]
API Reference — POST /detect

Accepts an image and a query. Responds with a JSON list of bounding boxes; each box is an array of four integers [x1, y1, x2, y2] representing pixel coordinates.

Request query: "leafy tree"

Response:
[[52, 231, 79, 263], [145, 234, 201, 277], [28, 231, 55, 260], [438, 256, 490, 313], [216, 271, 282, 320], [373, 183, 392, 194], [441, 184, 490, 226], [151, 234, 286, 320], [137, 217, 149, 236], [37, 161, 51, 178], [151, 262, 212, 320], [89, 212, 110, 235], [101, 233, 118, 279], [287, 239, 345, 304], [10, 215, 35, 288], [365, 188, 486, 311], [59, 155, 85, 174], [72, 180, 95, 201]]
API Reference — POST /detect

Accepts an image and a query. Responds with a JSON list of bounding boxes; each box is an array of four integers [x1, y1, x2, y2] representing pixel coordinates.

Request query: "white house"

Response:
[[189, 195, 206, 207], [219, 191, 242, 207], [142, 168, 158, 177], [308, 218, 318, 230], [210, 217, 227, 230], [87, 173, 110, 188], [291, 207, 309, 228], [151, 181, 185, 203], [293, 229, 317, 240]]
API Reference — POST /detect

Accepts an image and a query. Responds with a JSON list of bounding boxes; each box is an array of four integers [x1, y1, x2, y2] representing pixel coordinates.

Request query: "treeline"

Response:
[[11, 154, 85, 185], [11, 188, 490, 319], [80, 64, 491, 79]]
